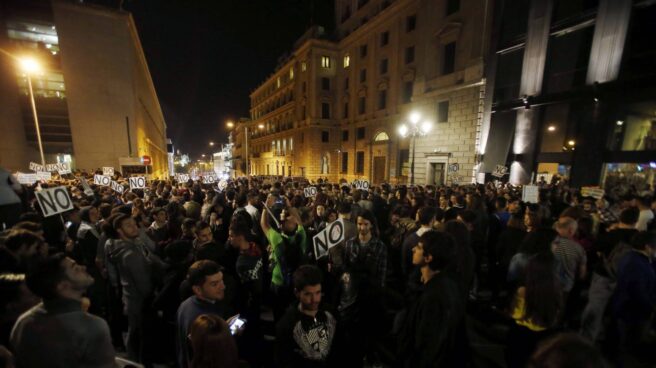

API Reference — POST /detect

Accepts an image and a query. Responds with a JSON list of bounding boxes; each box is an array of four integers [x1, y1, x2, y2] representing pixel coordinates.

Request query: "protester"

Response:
[[10, 253, 115, 367], [275, 265, 336, 367]]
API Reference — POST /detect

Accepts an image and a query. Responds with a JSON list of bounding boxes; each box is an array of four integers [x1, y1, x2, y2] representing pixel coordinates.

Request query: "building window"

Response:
[[289, 67, 294, 79], [360, 44, 368, 58], [341, 5, 351, 23], [446, 0, 460, 15], [357, 126, 366, 139], [322, 77, 330, 91], [405, 46, 415, 64], [342, 130, 349, 141], [356, 151, 365, 173], [301, 61, 307, 71], [402, 81, 413, 103], [276, 77, 281, 88], [321, 103, 330, 119], [358, 97, 366, 115], [437, 100, 449, 123], [374, 132, 390, 141], [378, 90, 387, 110], [341, 152, 349, 173], [406, 15, 417, 32], [321, 131, 329, 143], [380, 31, 389, 46], [344, 77, 349, 90], [380, 58, 388, 74], [343, 55, 350, 68], [321, 56, 331, 68], [443, 42, 456, 74], [343, 102, 349, 118], [360, 69, 367, 83]]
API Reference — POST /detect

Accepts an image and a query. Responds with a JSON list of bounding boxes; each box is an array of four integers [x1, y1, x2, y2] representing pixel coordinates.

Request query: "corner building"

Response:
[[0, 0, 168, 177], [246, 0, 492, 184]]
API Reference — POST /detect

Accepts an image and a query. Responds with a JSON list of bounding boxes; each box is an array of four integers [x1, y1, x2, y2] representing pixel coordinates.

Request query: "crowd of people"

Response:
[[0, 167, 655, 368]]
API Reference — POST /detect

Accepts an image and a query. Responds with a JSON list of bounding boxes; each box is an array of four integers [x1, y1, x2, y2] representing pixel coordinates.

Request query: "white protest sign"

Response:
[[202, 174, 217, 184], [29, 162, 45, 172], [35, 186, 74, 217], [16, 173, 38, 185], [304, 186, 318, 198], [94, 174, 111, 186], [217, 180, 228, 191], [448, 163, 459, 173], [312, 218, 345, 260], [128, 176, 147, 190], [45, 164, 58, 172], [57, 163, 71, 175], [80, 177, 94, 196], [36, 172, 52, 181], [103, 167, 115, 176], [492, 165, 508, 178], [522, 185, 539, 203], [111, 180, 125, 194], [352, 179, 370, 191], [176, 174, 190, 182], [581, 186, 605, 199], [476, 172, 486, 184]]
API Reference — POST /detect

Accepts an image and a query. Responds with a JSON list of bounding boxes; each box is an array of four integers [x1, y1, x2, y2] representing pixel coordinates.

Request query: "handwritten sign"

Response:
[[103, 167, 115, 176]]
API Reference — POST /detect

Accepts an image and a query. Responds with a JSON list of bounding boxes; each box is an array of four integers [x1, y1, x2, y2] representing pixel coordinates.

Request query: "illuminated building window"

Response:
[[321, 56, 331, 68], [344, 55, 350, 68]]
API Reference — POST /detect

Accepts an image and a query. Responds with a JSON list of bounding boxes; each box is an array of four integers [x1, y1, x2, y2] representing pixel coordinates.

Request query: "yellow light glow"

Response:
[[547, 125, 556, 132], [409, 112, 421, 125], [226, 121, 234, 129], [567, 140, 576, 146], [19, 57, 41, 74], [257, 124, 265, 129]]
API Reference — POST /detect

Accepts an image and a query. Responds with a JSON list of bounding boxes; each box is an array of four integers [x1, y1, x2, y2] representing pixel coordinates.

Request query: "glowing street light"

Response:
[[398, 112, 433, 185], [226, 121, 234, 129], [209, 141, 214, 146], [18, 57, 46, 167]]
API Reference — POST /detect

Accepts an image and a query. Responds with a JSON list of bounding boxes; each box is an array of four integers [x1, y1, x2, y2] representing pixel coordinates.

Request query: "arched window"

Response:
[[374, 132, 390, 141]]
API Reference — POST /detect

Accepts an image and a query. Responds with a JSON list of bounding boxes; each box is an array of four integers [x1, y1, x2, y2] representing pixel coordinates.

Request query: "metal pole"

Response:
[[27, 75, 45, 166], [410, 133, 416, 185]]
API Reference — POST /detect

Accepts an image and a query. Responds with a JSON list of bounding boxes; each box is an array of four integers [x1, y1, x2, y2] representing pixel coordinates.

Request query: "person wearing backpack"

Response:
[[580, 207, 639, 342], [261, 195, 307, 321]]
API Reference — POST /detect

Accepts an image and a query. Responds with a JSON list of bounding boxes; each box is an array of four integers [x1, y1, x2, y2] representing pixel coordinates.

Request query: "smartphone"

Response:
[[229, 317, 246, 335]]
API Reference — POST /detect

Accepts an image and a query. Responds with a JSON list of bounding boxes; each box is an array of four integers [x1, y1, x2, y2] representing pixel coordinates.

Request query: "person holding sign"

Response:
[[0, 167, 23, 228], [338, 209, 387, 366], [260, 195, 307, 321]]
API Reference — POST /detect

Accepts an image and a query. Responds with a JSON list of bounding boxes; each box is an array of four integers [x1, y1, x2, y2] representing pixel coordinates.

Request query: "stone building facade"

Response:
[[0, 0, 168, 177], [237, 0, 492, 184]]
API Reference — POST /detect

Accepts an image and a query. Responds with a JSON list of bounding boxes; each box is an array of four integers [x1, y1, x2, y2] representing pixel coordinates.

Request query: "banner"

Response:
[[352, 179, 370, 191], [304, 186, 317, 198], [202, 174, 217, 184], [492, 165, 508, 178], [312, 219, 345, 259], [36, 172, 52, 181], [128, 176, 147, 190], [103, 167, 115, 176], [522, 185, 539, 203], [35, 186, 74, 217], [111, 180, 125, 194], [29, 162, 45, 172], [16, 173, 38, 185], [581, 186, 605, 199], [80, 177, 94, 196], [94, 174, 111, 186], [176, 174, 190, 182]]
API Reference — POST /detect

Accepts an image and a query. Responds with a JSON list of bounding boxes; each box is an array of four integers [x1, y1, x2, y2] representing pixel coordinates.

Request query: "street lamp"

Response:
[[19, 57, 46, 166], [209, 141, 214, 147], [398, 112, 432, 185]]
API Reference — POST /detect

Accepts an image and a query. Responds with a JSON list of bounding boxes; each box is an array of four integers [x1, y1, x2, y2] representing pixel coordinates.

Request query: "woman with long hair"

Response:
[[506, 252, 562, 368], [188, 314, 239, 368]]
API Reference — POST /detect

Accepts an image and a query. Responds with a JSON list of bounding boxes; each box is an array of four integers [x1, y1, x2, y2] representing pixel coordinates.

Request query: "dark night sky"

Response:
[[111, 0, 335, 159]]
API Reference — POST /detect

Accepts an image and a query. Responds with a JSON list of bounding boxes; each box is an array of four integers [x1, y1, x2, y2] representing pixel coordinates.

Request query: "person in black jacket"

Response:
[[276, 265, 337, 368], [398, 231, 468, 368]]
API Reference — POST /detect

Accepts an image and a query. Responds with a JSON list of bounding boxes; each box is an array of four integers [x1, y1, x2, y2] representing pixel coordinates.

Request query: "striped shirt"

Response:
[[552, 236, 586, 292]]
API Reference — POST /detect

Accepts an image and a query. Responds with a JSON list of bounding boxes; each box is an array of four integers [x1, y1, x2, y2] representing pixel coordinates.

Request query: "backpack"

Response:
[[604, 240, 632, 280]]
